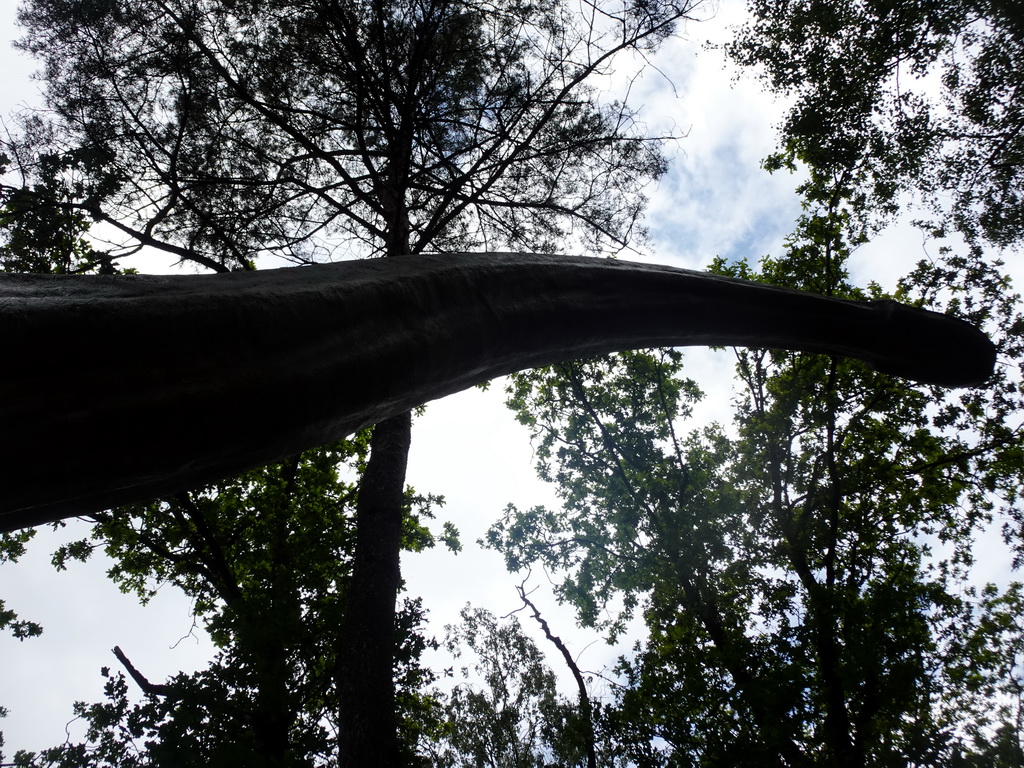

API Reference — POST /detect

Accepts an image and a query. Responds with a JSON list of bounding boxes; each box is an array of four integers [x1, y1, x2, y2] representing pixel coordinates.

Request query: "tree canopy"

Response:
[[491, 201, 1024, 765], [2, 437, 456, 767], [10, 0, 687, 267], [727, 0, 1024, 251]]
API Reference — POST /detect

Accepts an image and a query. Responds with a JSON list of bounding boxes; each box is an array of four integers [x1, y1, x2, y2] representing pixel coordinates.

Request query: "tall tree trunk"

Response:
[[336, 411, 412, 767], [250, 473, 300, 766], [335, 181, 414, 766]]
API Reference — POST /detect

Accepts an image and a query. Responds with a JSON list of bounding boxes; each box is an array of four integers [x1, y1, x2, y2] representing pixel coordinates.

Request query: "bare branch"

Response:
[[113, 645, 174, 698]]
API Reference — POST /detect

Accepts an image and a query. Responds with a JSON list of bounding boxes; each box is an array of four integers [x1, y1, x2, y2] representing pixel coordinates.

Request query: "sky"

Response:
[[0, 0, 1016, 757]]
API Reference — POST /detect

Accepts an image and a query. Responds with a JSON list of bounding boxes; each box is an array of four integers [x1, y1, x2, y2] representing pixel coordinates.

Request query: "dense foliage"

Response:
[[492, 203, 1024, 765], [1, 439, 457, 767], [727, 0, 1024, 251], [426, 605, 608, 768]]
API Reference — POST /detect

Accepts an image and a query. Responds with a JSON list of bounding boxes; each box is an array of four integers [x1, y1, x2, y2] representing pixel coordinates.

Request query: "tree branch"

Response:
[[516, 581, 597, 768], [113, 645, 174, 698]]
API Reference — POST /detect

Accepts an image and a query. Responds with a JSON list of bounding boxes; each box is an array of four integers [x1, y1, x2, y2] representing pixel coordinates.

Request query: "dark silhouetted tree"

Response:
[[491, 200, 1024, 766]]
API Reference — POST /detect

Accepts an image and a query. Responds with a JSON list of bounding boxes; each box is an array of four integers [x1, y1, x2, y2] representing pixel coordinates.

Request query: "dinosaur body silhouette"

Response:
[[0, 253, 996, 531]]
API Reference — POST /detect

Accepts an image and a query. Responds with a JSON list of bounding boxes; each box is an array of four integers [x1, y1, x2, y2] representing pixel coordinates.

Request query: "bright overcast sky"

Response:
[[1, 0, 1012, 756]]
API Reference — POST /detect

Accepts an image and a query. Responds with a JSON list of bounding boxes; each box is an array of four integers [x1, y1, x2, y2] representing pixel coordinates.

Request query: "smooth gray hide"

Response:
[[0, 252, 996, 531]]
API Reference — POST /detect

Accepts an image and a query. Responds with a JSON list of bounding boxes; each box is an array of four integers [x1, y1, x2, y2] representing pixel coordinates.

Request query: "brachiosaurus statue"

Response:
[[0, 253, 996, 532]]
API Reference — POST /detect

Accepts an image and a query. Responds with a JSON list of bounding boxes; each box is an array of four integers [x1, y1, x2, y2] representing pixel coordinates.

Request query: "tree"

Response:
[[5, 0, 697, 762], [0, 149, 121, 274], [725, 0, 1024, 252], [425, 604, 621, 768], [941, 580, 1024, 765], [10, 0, 683, 268], [2, 438, 453, 768], [489, 201, 1024, 765]]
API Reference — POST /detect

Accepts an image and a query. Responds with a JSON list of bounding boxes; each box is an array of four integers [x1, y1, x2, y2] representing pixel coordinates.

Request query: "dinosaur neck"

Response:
[[0, 253, 994, 530]]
